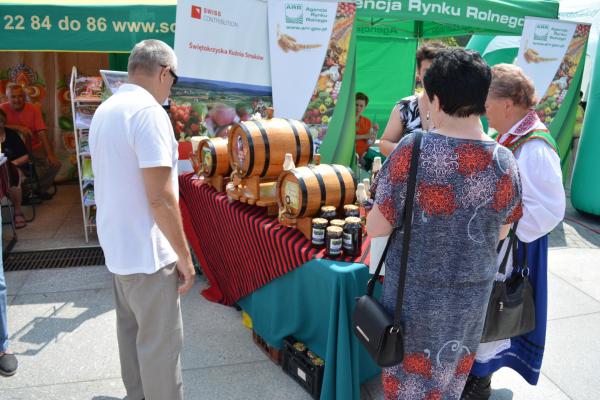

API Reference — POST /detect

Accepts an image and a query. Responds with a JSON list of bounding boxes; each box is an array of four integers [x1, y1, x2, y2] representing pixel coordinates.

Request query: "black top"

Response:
[[2, 128, 29, 162]]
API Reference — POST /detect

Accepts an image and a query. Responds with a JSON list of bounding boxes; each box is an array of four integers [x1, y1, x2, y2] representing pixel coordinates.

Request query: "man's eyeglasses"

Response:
[[161, 65, 178, 86]]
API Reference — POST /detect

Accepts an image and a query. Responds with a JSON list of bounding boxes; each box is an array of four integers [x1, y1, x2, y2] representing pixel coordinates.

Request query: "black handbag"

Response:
[[352, 131, 422, 367], [481, 222, 536, 343]]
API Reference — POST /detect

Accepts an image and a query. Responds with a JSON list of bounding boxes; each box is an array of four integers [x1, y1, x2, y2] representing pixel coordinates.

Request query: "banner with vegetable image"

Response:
[[172, 0, 272, 145], [515, 17, 590, 174], [268, 1, 356, 163], [516, 17, 590, 129]]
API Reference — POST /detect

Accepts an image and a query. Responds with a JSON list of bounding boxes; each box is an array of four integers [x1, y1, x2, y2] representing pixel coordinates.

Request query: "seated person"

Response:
[[0, 83, 61, 200], [355, 92, 378, 159], [0, 109, 29, 228]]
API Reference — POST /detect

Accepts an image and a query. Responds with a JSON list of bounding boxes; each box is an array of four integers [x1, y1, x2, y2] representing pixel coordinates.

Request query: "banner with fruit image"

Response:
[[516, 17, 590, 171], [172, 0, 273, 152], [0, 53, 109, 181], [268, 1, 356, 163]]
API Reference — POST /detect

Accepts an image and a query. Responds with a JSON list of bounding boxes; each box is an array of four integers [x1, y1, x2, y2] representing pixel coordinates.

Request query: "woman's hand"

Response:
[[499, 224, 511, 241]]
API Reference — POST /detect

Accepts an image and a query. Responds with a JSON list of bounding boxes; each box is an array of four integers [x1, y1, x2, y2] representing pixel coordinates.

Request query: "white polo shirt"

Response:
[[90, 84, 178, 275]]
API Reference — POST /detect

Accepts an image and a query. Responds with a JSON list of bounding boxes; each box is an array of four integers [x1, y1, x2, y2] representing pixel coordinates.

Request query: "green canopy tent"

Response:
[[0, 0, 176, 53], [356, 0, 559, 127]]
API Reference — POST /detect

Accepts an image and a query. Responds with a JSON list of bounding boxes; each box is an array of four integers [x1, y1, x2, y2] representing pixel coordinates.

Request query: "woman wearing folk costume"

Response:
[[462, 64, 566, 400]]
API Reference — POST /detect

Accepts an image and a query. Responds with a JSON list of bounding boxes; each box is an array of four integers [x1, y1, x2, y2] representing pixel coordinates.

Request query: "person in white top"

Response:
[[462, 64, 565, 400], [90, 39, 193, 400]]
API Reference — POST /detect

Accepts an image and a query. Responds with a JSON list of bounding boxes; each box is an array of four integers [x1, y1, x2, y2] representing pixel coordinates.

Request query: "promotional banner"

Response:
[[100, 70, 128, 94], [509, 16, 591, 177], [173, 0, 272, 140], [516, 17, 590, 127], [268, 1, 356, 158]]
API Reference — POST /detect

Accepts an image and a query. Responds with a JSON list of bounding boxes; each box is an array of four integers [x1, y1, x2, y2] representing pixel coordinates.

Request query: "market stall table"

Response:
[[179, 172, 380, 400], [238, 258, 380, 400]]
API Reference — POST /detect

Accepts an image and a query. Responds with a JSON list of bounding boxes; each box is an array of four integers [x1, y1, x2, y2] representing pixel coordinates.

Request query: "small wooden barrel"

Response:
[[277, 164, 356, 218], [228, 118, 313, 178], [197, 137, 231, 177]]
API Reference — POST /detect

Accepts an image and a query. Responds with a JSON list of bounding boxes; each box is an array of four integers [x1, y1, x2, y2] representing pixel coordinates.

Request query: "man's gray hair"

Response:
[[128, 39, 178, 76]]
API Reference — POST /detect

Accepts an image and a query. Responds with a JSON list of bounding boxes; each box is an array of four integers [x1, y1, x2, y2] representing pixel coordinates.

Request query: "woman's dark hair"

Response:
[[423, 48, 491, 118], [416, 41, 448, 70], [0, 108, 6, 121], [356, 92, 369, 105]]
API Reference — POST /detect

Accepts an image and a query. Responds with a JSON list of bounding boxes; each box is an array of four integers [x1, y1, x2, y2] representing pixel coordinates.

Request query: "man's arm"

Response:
[[5, 124, 32, 136], [142, 167, 195, 294], [36, 129, 61, 167]]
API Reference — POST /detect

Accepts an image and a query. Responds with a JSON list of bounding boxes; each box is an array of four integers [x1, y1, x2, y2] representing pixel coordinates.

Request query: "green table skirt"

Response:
[[238, 258, 381, 400]]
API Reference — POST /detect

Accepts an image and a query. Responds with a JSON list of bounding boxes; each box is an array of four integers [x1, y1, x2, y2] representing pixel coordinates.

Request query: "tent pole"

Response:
[[414, 21, 424, 39]]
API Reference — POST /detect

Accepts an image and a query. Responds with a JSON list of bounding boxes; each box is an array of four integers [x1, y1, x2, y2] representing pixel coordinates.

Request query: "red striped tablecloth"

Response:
[[179, 172, 370, 305]]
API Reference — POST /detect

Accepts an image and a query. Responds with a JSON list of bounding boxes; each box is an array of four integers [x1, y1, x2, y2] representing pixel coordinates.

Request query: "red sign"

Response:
[[191, 5, 202, 19]]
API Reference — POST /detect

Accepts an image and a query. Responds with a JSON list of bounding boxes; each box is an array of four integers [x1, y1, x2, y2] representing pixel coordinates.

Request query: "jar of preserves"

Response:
[[343, 217, 363, 257], [320, 205, 337, 221], [311, 218, 328, 248], [326, 226, 343, 258], [343, 204, 360, 218], [330, 219, 345, 229]]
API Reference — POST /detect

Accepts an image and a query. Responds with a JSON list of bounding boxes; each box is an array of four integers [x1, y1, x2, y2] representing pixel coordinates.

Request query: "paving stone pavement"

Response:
[[1, 199, 599, 399]]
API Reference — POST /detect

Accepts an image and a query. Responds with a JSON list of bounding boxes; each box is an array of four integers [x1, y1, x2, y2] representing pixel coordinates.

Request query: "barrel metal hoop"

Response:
[[286, 118, 302, 166], [346, 166, 357, 187], [308, 165, 327, 208], [238, 123, 254, 178], [205, 140, 217, 177], [294, 169, 309, 217], [331, 164, 346, 210], [252, 119, 271, 177], [301, 121, 314, 163]]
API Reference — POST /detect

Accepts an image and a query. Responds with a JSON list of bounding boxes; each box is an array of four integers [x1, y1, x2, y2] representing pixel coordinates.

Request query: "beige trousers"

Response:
[[113, 263, 184, 400]]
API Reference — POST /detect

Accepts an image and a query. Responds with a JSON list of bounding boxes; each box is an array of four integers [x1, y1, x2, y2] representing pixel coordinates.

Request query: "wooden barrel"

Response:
[[228, 118, 313, 178], [277, 164, 356, 218], [197, 137, 231, 177]]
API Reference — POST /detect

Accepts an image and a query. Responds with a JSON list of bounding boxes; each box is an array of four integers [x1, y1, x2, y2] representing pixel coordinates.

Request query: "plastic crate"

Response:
[[252, 330, 282, 365], [281, 336, 324, 399]]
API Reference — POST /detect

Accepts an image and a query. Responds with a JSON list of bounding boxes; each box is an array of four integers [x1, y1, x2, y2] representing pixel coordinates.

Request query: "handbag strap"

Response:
[[392, 131, 422, 329], [366, 131, 423, 297], [498, 221, 520, 275]]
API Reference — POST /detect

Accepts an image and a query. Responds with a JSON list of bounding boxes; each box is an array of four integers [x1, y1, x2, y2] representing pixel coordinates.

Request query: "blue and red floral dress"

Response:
[[372, 131, 523, 400]]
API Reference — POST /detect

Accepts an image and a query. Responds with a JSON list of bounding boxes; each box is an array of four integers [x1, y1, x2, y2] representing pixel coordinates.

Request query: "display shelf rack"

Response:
[[69, 66, 102, 242]]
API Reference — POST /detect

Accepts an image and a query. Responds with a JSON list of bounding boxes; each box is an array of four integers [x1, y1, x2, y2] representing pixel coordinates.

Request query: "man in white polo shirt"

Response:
[[90, 39, 194, 400]]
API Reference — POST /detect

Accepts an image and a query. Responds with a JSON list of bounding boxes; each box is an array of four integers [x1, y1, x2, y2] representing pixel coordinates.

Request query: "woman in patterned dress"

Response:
[[367, 49, 523, 400], [462, 64, 565, 400], [379, 42, 447, 157]]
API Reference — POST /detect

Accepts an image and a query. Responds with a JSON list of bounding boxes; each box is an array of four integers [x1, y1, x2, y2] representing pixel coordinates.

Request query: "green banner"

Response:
[[356, 0, 559, 35], [319, 18, 357, 166], [0, 4, 175, 52]]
